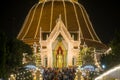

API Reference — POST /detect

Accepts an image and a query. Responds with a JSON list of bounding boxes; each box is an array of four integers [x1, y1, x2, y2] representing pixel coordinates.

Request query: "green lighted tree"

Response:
[[81, 47, 94, 65]]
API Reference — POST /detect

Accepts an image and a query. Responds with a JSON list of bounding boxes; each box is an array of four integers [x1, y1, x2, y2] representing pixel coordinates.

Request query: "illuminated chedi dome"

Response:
[[17, 0, 108, 68], [17, 0, 107, 49]]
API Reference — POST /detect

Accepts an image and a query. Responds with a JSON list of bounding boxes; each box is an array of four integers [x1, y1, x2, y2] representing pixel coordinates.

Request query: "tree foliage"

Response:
[[81, 47, 95, 65], [0, 32, 33, 79], [100, 30, 120, 69], [0, 32, 7, 79]]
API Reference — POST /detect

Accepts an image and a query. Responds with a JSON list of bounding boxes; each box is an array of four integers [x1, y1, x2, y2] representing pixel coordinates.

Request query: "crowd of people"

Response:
[[42, 67, 76, 80], [8, 66, 96, 80], [33, 66, 94, 80]]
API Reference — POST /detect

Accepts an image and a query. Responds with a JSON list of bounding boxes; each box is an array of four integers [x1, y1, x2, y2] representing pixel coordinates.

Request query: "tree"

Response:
[[81, 47, 94, 65], [100, 30, 120, 69], [0, 32, 33, 79], [0, 32, 7, 79], [110, 30, 120, 56]]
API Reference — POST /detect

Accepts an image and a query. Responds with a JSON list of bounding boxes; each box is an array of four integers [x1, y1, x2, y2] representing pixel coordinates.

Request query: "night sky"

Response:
[[0, 0, 119, 45]]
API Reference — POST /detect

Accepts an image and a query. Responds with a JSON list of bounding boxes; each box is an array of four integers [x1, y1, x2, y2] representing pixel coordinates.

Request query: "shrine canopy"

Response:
[[24, 64, 36, 70], [81, 64, 97, 71]]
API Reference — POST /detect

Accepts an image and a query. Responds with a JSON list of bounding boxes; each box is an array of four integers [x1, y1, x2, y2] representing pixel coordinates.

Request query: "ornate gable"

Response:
[[47, 15, 73, 43]]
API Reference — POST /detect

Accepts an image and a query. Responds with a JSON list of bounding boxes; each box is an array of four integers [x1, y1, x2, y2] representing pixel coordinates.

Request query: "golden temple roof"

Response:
[[17, 0, 107, 49]]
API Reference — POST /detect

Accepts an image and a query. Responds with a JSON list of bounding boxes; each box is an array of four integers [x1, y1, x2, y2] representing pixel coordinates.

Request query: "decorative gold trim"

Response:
[[82, 7, 101, 42], [78, 3, 95, 40], [70, 1, 83, 38], [22, 3, 39, 40], [50, 0, 54, 31], [17, 4, 36, 39], [62, 0, 68, 28], [75, 2, 101, 42], [34, 1, 46, 39]]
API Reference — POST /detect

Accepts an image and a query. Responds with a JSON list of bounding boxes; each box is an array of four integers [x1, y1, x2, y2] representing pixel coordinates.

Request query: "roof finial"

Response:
[[56, 14, 62, 23], [59, 14, 61, 21], [83, 41, 87, 48]]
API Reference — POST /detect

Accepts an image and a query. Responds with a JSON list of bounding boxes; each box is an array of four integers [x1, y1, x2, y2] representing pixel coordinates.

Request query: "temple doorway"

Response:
[[52, 35, 67, 68]]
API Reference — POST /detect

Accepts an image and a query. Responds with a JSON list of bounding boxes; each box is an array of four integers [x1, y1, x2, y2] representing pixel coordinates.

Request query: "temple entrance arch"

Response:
[[52, 35, 67, 68]]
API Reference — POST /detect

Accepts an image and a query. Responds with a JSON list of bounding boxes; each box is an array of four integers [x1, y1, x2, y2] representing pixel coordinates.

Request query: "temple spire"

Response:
[[59, 14, 61, 20]]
